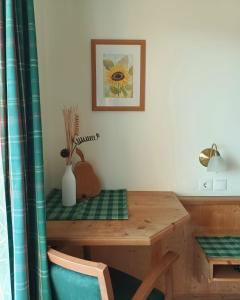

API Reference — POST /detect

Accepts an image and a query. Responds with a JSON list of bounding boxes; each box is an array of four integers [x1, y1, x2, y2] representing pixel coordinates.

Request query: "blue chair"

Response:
[[48, 248, 178, 300]]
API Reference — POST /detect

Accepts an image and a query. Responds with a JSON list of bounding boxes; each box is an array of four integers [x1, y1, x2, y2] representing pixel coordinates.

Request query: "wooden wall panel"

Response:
[[181, 197, 240, 236]]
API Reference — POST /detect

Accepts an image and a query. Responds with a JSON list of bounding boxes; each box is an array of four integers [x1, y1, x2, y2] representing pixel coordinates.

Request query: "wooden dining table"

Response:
[[47, 191, 189, 267]]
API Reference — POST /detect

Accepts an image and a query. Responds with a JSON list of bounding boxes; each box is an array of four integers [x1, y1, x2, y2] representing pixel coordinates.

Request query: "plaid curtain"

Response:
[[0, 1, 51, 299]]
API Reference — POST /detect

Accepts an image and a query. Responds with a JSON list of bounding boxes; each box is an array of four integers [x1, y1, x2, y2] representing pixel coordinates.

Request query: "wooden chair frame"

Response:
[[48, 248, 178, 300]]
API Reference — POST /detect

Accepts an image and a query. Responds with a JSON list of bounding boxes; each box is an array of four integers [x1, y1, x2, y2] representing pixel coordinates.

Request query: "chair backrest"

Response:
[[48, 248, 114, 300], [48, 248, 178, 300]]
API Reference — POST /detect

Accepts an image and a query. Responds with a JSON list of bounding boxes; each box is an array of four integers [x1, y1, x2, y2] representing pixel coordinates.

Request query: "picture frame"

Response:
[[91, 39, 146, 111]]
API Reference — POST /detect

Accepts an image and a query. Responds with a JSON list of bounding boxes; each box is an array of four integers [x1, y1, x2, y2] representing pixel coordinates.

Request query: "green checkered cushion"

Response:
[[196, 236, 240, 258], [46, 189, 128, 220]]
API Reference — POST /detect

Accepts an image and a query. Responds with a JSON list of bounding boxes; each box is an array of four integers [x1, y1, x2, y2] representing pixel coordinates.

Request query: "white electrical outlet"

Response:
[[198, 178, 213, 191]]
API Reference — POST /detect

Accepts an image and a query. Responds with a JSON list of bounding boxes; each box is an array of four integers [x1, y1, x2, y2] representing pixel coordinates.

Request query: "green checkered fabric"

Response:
[[46, 189, 128, 220], [196, 236, 240, 258], [0, 1, 51, 299]]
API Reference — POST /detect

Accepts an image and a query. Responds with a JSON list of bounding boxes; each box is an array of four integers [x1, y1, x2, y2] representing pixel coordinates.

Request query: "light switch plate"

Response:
[[213, 177, 227, 191], [198, 178, 213, 191]]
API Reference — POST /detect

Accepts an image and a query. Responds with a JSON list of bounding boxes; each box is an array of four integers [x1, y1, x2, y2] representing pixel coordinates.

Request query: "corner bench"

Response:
[[195, 236, 240, 282]]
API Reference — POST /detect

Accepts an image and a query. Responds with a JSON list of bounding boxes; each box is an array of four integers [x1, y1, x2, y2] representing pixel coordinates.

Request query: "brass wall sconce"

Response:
[[199, 143, 225, 172]]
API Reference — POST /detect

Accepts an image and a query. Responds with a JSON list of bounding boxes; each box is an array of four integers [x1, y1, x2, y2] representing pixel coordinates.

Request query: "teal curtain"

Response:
[[0, 1, 52, 299]]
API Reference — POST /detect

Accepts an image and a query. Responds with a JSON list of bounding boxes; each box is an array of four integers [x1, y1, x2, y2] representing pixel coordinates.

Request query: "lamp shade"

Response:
[[207, 155, 225, 172]]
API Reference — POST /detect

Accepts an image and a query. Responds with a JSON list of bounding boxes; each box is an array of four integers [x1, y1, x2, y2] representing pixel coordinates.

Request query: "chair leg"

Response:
[[165, 267, 173, 300]]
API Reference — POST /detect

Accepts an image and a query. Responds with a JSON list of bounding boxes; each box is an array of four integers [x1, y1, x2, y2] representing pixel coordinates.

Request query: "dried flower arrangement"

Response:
[[60, 106, 80, 165], [60, 106, 100, 164]]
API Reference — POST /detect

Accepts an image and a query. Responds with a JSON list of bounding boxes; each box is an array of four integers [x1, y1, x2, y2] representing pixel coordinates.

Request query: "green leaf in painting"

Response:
[[121, 88, 128, 97], [110, 86, 120, 95], [125, 84, 132, 91], [128, 66, 133, 75], [103, 59, 114, 70], [117, 55, 128, 67]]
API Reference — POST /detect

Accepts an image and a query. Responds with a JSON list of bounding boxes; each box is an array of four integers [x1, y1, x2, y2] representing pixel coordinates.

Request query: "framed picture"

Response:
[[91, 39, 145, 111]]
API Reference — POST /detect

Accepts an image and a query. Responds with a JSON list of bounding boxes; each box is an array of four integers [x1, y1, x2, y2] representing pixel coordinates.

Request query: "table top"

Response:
[[47, 191, 189, 246]]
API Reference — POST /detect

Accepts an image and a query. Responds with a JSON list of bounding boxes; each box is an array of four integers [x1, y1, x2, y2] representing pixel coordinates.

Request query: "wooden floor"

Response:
[[174, 295, 240, 300]]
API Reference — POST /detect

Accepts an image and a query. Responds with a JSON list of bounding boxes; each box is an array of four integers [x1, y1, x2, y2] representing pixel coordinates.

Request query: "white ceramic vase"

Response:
[[62, 164, 76, 206]]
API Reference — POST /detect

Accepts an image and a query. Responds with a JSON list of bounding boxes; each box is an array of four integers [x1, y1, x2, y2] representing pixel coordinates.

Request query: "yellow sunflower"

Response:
[[106, 65, 129, 89]]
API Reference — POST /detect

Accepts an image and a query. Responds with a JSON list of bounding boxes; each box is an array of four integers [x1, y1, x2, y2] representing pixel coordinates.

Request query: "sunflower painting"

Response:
[[92, 39, 145, 111], [103, 54, 133, 98]]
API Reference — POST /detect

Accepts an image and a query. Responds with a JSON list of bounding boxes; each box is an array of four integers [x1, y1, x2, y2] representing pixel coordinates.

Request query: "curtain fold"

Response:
[[0, 1, 52, 299]]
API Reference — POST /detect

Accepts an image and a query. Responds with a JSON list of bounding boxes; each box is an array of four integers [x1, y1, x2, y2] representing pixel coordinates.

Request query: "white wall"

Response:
[[34, 0, 240, 196]]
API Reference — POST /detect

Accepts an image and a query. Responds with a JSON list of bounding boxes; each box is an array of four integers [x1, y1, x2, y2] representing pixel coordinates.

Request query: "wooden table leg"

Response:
[[165, 267, 173, 300], [150, 240, 174, 300], [150, 239, 163, 267]]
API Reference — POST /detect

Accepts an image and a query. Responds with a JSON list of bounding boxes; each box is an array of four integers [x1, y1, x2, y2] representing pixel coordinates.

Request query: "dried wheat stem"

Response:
[[62, 106, 80, 165]]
